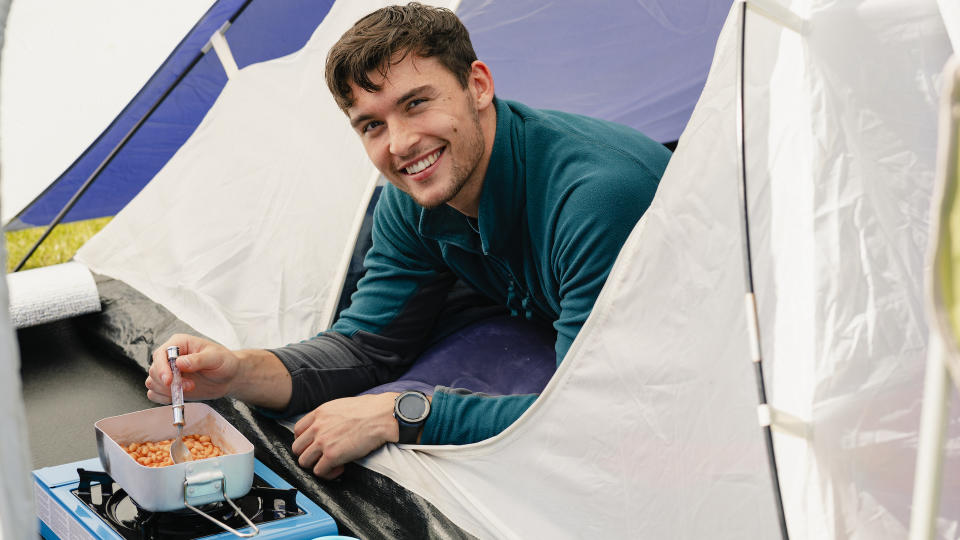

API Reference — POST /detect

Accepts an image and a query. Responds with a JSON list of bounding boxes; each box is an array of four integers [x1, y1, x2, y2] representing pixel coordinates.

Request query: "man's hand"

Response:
[[292, 393, 401, 480], [145, 334, 292, 410], [146, 334, 240, 403]]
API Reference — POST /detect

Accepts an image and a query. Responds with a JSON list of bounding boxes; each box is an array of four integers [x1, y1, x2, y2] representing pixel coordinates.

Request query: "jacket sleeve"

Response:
[[421, 388, 538, 444], [268, 186, 456, 417]]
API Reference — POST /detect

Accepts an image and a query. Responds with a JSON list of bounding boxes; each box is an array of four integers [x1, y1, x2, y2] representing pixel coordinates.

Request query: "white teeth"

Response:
[[404, 150, 441, 174]]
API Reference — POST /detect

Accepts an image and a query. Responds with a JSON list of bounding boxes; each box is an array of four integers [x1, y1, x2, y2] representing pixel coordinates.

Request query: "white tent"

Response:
[[7, 0, 959, 537]]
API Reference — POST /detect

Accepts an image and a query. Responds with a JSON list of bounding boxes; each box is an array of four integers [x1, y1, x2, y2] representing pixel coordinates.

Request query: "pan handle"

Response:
[[183, 475, 260, 538]]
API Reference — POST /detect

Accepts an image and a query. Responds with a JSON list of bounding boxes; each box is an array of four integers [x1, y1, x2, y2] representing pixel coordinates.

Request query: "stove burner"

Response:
[[73, 468, 303, 540]]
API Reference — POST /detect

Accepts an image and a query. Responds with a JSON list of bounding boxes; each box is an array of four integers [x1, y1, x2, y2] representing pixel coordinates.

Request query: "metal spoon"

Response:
[[167, 346, 191, 464]]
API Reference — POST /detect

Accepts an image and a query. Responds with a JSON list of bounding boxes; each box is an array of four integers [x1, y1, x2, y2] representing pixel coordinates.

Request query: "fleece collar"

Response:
[[417, 98, 525, 257]]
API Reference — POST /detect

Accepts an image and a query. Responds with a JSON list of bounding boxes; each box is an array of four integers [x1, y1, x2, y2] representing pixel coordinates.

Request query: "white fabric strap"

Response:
[[758, 404, 810, 439], [209, 26, 239, 79]]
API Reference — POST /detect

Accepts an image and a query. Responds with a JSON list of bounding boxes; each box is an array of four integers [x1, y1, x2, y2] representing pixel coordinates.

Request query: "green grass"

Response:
[[5, 217, 112, 272]]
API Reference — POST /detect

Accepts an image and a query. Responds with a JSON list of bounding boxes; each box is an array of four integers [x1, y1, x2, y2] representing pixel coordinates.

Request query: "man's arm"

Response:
[[422, 389, 538, 444], [145, 334, 292, 410], [150, 186, 456, 478], [144, 334, 400, 479]]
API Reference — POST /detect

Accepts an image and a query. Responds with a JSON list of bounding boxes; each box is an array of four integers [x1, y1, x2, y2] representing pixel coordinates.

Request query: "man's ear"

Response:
[[469, 60, 495, 110]]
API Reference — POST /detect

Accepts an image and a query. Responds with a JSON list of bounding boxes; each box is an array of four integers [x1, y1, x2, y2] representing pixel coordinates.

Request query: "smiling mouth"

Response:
[[402, 148, 443, 175]]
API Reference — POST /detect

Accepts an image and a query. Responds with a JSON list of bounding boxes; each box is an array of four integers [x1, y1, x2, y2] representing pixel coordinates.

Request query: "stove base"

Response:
[[34, 457, 338, 539]]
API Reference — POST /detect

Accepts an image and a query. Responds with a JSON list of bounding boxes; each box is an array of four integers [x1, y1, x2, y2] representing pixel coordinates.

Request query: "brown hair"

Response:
[[325, 3, 478, 111]]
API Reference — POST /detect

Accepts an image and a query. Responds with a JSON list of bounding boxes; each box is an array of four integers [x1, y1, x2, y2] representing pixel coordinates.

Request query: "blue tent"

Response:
[[7, 0, 729, 231]]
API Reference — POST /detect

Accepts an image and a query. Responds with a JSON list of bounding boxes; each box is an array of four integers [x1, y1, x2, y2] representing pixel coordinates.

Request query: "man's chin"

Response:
[[407, 184, 459, 210], [412, 194, 453, 210]]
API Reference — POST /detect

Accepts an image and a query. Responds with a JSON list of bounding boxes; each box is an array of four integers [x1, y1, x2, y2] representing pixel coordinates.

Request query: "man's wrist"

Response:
[[382, 392, 402, 443], [229, 349, 292, 410], [393, 391, 432, 444]]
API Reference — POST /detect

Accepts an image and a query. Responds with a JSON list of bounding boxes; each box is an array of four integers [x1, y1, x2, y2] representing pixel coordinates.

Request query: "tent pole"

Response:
[[735, 2, 790, 538], [12, 0, 255, 273], [908, 333, 950, 540], [908, 56, 960, 540]]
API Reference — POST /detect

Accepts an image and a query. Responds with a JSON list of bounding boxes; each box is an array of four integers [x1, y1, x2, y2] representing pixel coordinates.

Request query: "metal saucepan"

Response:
[[95, 403, 259, 536]]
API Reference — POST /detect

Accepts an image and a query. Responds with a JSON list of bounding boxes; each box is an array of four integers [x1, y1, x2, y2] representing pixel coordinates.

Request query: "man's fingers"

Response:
[[151, 346, 173, 384], [144, 376, 171, 399], [319, 464, 345, 481], [144, 373, 168, 396], [291, 422, 317, 454], [293, 410, 315, 438], [176, 353, 200, 373], [313, 451, 346, 480], [296, 440, 347, 480], [145, 387, 171, 405], [152, 334, 199, 379], [295, 438, 324, 469]]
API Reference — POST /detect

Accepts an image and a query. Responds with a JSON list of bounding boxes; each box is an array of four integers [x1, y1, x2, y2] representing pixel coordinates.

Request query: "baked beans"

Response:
[[124, 434, 225, 467]]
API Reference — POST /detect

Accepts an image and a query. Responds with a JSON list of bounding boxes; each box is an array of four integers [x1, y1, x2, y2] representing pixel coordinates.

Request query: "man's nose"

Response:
[[389, 120, 419, 157]]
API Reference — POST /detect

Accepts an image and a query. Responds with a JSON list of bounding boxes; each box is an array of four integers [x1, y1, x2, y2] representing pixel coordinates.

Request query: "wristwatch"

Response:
[[394, 390, 431, 444]]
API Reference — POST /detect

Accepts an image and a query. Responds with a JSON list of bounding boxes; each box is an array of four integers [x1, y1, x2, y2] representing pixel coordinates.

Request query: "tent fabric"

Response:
[[11, 0, 728, 230], [7, 0, 336, 229], [459, 0, 730, 144], [0, 259, 33, 537], [939, 0, 960, 52], [356, 1, 960, 538], [0, 1, 36, 534], [75, 0, 410, 349], [759, 3, 958, 537], [74, 0, 731, 351], [0, 1, 218, 224]]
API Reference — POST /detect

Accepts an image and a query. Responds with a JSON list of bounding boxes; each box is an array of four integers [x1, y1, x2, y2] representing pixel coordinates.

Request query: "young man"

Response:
[[146, 3, 671, 480]]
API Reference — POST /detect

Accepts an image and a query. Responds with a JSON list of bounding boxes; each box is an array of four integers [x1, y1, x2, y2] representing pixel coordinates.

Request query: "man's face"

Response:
[[347, 55, 487, 211]]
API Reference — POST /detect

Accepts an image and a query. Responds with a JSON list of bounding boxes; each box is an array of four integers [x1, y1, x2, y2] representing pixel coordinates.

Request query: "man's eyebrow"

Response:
[[395, 85, 434, 106], [349, 113, 373, 129]]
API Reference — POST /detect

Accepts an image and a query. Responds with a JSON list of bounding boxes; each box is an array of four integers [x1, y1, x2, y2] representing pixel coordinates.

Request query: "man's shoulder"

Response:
[[502, 99, 671, 178], [496, 101, 667, 234]]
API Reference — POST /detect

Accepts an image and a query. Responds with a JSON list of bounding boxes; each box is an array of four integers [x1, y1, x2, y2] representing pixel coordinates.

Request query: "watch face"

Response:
[[398, 392, 427, 421]]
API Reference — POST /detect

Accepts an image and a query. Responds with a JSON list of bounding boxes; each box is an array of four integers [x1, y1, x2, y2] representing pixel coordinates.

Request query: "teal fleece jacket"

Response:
[[270, 98, 670, 444]]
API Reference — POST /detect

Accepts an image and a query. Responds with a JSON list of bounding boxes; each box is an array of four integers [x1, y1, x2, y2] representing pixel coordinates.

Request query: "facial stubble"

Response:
[[409, 95, 484, 210]]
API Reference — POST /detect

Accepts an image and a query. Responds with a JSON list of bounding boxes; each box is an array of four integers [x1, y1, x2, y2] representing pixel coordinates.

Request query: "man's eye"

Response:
[[408, 98, 427, 109], [362, 121, 382, 134]]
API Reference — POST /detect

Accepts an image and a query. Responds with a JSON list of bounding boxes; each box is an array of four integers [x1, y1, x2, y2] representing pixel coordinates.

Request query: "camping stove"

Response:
[[33, 457, 337, 539]]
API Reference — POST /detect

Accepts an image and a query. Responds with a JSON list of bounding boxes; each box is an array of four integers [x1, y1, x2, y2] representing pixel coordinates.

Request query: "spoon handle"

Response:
[[167, 346, 185, 426]]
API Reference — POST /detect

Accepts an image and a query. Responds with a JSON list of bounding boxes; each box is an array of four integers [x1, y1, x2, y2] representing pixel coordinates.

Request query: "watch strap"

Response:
[[397, 420, 421, 444]]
